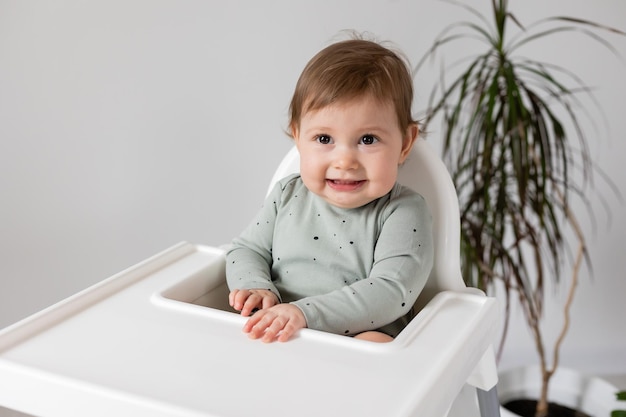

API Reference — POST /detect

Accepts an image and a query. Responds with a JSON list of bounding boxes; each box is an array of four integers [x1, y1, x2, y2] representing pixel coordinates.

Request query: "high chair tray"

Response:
[[0, 242, 497, 417]]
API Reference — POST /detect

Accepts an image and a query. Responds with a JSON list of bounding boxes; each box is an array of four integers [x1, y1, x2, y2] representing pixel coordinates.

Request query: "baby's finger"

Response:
[[228, 289, 240, 308], [246, 312, 275, 340], [262, 293, 278, 309], [242, 309, 264, 334], [277, 320, 298, 342], [261, 316, 287, 343], [240, 294, 261, 317], [231, 289, 250, 311]]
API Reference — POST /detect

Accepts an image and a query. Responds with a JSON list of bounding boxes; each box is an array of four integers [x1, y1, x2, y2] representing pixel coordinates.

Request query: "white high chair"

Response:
[[0, 139, 500, 417]]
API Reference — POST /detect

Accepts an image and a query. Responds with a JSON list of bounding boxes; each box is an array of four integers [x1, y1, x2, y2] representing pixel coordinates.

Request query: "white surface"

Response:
[[0, 242, 498, 417]]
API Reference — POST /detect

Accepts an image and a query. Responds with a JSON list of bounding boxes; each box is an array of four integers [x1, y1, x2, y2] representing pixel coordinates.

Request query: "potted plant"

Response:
[[412, 1, 624, 416]]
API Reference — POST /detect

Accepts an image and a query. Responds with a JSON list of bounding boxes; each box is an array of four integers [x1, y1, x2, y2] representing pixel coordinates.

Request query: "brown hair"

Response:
[[288, 38, 416, 136]]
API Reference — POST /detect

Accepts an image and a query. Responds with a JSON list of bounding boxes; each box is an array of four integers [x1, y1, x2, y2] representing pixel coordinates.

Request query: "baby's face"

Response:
[[293, 95, 416, 209]]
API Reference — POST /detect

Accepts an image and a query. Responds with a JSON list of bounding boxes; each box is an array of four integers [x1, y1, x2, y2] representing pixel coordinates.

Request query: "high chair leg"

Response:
[[477, 386, 501, 417]]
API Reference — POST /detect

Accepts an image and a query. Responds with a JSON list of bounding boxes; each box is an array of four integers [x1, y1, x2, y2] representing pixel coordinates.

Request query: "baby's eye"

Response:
[[316, 135, 333, 145], [360, 135, 378, 145]]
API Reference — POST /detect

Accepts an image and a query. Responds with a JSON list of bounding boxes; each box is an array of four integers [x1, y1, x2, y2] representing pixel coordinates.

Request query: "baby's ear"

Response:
[[290, 123, 299, 140], [399, 124, 418, 163], [291, 130, 301, 150]]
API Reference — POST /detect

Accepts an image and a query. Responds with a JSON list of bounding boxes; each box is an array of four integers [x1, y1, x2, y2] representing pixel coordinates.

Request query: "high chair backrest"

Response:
[[267, 139, 466, 310]]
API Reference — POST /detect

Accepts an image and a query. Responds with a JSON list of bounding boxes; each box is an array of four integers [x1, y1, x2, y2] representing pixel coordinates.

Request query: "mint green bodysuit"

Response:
[[226, 174, 434, 337]]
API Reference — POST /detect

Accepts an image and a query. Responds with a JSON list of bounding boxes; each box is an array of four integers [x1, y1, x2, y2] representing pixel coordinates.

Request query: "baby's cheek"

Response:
[[299, 171, 322, 194]]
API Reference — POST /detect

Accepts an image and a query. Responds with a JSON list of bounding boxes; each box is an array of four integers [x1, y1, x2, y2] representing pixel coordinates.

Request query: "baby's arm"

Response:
[[227, 180, 307, 340], [226, 181, 283, 307]]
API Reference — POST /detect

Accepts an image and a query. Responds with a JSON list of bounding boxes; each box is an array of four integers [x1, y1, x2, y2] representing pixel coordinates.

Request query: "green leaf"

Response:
[[617, 391, 626, 401], [611, 411, 626, 417]]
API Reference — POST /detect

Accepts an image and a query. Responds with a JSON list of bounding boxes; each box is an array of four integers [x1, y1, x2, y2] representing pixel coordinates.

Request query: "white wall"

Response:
[[1, 0, 624, 375]]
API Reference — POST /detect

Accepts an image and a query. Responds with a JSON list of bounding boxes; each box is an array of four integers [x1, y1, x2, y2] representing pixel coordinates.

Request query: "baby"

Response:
[[226, 37, 434, 343]]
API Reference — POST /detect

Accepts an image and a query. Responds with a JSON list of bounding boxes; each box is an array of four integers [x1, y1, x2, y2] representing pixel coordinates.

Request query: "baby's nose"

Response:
[[333, 147, 359, 170]]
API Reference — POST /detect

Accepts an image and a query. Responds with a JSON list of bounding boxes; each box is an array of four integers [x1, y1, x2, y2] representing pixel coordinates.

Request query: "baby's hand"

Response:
[[244, 304, 306, 343], [229, 289, 279, 317]]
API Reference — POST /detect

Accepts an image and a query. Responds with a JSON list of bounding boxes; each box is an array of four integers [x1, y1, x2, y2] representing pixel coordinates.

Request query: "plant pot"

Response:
[[498, 366, 620, 417]]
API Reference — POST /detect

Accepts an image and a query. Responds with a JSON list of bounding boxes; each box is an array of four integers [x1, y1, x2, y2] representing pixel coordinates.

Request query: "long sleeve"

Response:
[[226, 179, 284, 301]]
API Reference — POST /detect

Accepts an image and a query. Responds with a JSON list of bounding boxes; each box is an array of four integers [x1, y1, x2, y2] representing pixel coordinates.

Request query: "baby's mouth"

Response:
[[327, 179, 365, 191]]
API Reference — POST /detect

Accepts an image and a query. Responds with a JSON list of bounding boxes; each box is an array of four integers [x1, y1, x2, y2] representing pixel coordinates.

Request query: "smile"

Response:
[[327, 179, 366, 191]]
